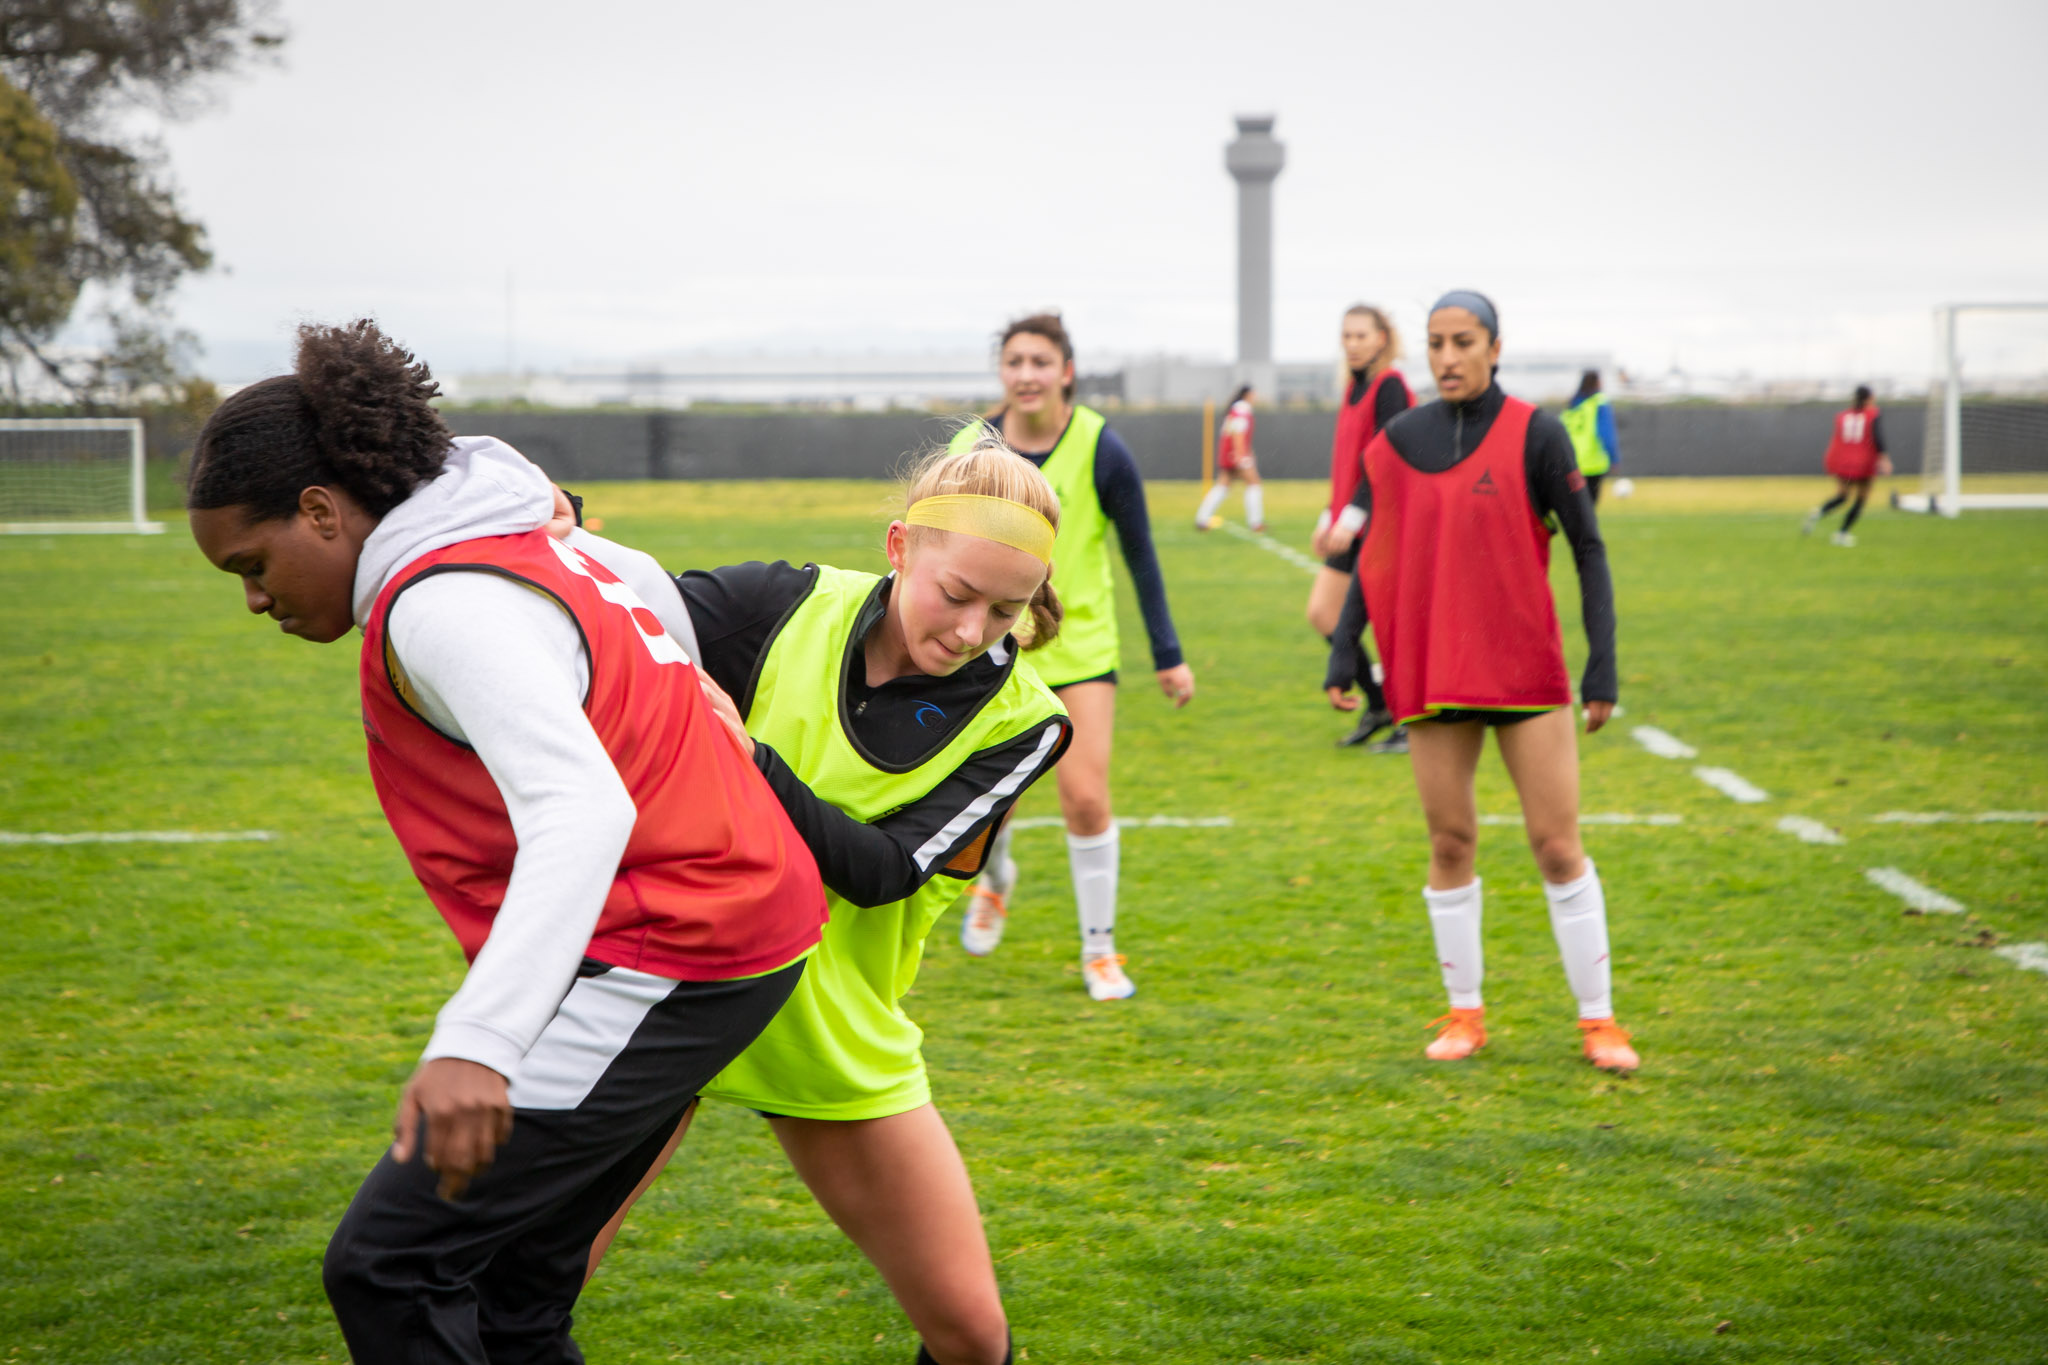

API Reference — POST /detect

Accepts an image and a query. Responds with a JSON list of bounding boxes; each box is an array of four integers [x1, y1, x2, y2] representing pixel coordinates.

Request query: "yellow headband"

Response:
[[904, 494, 1056, 567]]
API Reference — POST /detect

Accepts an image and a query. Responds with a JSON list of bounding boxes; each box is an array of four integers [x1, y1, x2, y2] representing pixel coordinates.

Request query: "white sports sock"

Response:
[[1244, 485, 1264, 527], [979, 822, 1017, 896], [1423, 879, 1484, 1009], [1545, 859, 1613, 1019], [1067, 826, 1120, 958], [1195, 482, 1228, 525]]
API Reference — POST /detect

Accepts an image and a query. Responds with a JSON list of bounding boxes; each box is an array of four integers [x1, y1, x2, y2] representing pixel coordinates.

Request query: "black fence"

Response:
[[145, 401, 2046, 485]]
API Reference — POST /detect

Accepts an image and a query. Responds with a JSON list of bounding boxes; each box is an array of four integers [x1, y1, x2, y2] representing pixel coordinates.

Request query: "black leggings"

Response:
[[324, 959, 803, 1365]]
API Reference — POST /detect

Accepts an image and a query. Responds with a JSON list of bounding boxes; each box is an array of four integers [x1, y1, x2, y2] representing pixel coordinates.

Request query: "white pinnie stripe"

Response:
[[1776, 815, 1845, 845], [1630, 726, 1698, 760], [1478, 813, 1681, 826], [1864, 867, 1965, 915], [1993, 942, 2048, 975], [1009, 815, 1235, 831], [1220, 521, 1323, 575], [1694, 766, 1769, 803], [912, 722, 1065, 872], [0, 830, 277, 845], [1871, 811, 2047, 825]]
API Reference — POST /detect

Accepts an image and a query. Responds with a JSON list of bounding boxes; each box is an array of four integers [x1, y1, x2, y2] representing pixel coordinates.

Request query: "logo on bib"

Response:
[[1472, 468, 1498, 496], [914, 702, 947, 728]]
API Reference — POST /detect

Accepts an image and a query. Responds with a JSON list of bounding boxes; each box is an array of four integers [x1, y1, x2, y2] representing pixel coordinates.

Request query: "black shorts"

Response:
[[1322, 540, 1359, 575], [1053, 670, 1118, 690], [1424, 707, 1555, 727]]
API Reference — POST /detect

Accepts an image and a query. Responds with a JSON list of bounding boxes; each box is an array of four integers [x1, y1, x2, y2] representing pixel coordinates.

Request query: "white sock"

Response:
[[1067, 826, 1119, 957], [1545, 859, 1613, 1019], [1244, 485, 1264, 527], [1423, 879, 1483, 1009], [1195, 482, 1228, 524], [979, 822, 1017, 896]]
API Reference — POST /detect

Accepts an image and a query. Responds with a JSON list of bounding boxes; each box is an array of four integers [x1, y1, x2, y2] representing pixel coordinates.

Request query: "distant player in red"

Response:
[[186, 320, 825, 1363], [1313, 303, 1413, 750], [1803, 385, 1891, 546], [1193, 384, 1265, 532], [1324, 290, 1637, 1075]]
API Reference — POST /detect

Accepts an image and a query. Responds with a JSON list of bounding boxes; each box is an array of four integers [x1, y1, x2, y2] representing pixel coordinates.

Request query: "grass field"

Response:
[[3, 477, 2044, 1364]]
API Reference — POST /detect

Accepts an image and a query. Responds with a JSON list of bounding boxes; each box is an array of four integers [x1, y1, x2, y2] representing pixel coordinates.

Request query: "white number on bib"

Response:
[[546, 538, 692, 668], [1841, 414, 1866, 443]]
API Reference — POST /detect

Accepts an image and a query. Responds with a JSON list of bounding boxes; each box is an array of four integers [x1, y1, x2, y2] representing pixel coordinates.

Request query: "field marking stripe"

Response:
[[1009, 816, 1233, 831], [1219, 521, 1324, 576], [1630, 726, 1698, 760], [1871, 811, 2047, 824], [1693, 766, 1769, 803], [1864, 866, 1965, 914], [1479, 813, 1681, 826], [0, 830, 278, 845], [1993, 942, 2048, 975], [1777, 815, 1845, 845]]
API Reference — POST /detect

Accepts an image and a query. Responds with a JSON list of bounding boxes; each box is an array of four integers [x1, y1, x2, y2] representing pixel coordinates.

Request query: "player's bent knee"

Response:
[[1529, 833, 1585, 883], [917, 1309, 1010, 1365]]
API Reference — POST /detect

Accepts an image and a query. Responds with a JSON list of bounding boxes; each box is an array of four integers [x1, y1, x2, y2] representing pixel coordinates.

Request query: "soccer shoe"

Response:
[[1578, 1017, 1640, 1074], [1248, 521, 1268, 534], [1831, 530, 1856, 547], [1199, 514, 1225, 531], [1800, 508, 1821, 536], [960, 886, 1008, 957], [1368, 725, 1411, 755], [1082, 953, 1136, 1001], [1338, 706, 1394, 748], [1425, 1007, 1486, 1060]]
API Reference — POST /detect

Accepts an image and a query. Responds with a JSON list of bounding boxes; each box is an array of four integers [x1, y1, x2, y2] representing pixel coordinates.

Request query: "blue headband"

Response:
[[1430, 290, 1499, 338]]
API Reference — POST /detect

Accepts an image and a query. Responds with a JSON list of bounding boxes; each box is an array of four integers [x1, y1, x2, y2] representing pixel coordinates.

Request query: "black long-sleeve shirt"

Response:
[[990, 410, 1185, 671], [1325, 383, 1619, 704], [675, 561, 1071, 908], [1348, 366, 1414, 427]]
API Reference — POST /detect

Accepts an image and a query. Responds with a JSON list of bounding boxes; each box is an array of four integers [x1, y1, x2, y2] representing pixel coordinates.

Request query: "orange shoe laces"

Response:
[[1428, 1010, 1483, 1036], [1084, 953, 1129, 978], [967, 886, 1007, 925]]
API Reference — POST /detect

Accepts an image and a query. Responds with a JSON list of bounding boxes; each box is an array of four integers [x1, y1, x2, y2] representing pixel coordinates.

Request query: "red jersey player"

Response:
[[1804, 385, 1892, 546]]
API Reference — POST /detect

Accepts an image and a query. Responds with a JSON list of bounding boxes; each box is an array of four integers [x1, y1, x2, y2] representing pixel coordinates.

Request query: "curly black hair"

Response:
[[186, 319, 453, 520]]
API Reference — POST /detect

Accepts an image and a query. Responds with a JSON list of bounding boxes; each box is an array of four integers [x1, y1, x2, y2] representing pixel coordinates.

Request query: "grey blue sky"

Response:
[[154, 0, 2048, 383]]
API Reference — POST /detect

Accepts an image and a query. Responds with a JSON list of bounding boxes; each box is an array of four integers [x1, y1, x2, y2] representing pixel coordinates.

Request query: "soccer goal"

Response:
[[1896, 304, 2048, 516], [0, 418, 163, 534]]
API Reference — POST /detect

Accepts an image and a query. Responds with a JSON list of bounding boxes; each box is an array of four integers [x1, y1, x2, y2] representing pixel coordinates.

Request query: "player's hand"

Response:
[[392, 1057, 514, 1201], [1326, 685, 1361, 713], [1157, 664, 1195, 708], [1583, 700, 1614, 735], [696, 670, 755, 758], [1323, 525, 1356, 555], [1878, 456, 1895, 478], [546, 486, 578, 541], [1309, 525, 1330, 557]]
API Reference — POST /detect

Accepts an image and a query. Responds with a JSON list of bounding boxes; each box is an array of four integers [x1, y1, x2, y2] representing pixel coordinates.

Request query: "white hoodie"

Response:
[[354, 437, 692, 1083]]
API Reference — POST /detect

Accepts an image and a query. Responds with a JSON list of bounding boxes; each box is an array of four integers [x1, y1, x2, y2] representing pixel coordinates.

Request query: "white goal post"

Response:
[[0, 418, 163, 534], [1894, 303, 2048, 516]]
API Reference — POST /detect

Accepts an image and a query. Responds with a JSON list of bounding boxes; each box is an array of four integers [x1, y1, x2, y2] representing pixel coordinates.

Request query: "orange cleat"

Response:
[[1578, 1017, 1640, 1074], [1425, 1007, 1486, 1060]]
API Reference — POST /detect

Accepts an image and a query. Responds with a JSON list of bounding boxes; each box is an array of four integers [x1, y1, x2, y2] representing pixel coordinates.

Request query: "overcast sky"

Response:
[[150, 0, 2048, 384]]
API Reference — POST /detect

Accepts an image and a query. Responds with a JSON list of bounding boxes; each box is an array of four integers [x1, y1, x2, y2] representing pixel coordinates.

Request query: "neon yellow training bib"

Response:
[[951, 406, 1117, 687], [699, 566, 1066, 1120], [1562, 393, 1612, 477]]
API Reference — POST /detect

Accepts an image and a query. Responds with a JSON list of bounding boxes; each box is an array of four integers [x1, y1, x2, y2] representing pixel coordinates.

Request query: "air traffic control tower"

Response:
[[1225, 114, 1286, 395]]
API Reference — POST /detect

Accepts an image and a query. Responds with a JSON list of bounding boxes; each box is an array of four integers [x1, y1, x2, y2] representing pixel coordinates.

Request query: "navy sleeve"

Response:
[[1524, 414, 1619, 704], [1092, 426, 1185, 671], [1870, 413, 1887, 455], [1597, 403, 1621, 465]]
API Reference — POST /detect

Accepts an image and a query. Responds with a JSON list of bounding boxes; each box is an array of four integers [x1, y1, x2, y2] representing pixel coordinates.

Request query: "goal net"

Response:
[[0, 418, 162, 534], [1898, 304, 2048, 515]]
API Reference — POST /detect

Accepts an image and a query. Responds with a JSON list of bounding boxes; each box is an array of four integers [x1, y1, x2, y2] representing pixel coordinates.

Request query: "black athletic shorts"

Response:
[[1425, 707, 1555, 727], [1053, 670, 1118, 690], [1322, 540, 1360, 575]]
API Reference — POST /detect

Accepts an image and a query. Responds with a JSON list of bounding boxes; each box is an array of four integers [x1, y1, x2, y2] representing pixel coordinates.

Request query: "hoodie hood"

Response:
[[352, 435, 556, 627]]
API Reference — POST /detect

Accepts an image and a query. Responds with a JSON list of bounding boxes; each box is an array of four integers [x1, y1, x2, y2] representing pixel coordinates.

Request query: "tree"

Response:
[[0, 1, 283, 410]]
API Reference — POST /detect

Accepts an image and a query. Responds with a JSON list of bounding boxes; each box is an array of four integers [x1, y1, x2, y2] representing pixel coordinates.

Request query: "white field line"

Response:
[[1693, 766, 1769, 804], [1864, 867, 1966, 915], [1776, 815, 1845, 845], [1219, 521, 1324, 575], [1630, 726, 1698, 760], [1009, 815, 1234, 831], [1479, 813, 1682, 827], [0, 830, 278, 845], [1871, 811, 2047, 825], [1993, 942, 2048, 975]]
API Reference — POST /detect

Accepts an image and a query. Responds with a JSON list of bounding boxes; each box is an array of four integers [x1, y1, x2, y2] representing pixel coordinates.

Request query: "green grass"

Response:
[[2, 478, 2044, 1363]]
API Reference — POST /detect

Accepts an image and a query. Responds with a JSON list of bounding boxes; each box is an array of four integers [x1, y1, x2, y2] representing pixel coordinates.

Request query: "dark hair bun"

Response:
[[293, 319, 452, 514]]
